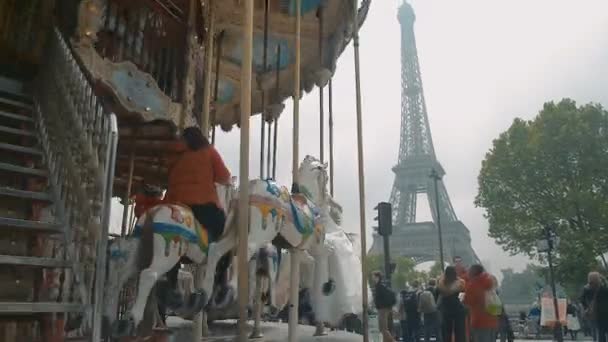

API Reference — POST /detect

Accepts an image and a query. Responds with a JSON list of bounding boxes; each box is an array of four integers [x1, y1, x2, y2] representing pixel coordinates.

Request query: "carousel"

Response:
[[0, 0, 373, 341]]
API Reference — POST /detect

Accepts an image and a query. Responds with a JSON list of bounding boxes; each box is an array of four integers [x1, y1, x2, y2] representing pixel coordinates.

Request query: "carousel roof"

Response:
[[113, 0, 371, 195]]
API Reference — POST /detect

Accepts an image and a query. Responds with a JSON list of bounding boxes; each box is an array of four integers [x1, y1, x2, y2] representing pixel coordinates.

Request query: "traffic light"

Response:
[[374, 202, 392, 236]]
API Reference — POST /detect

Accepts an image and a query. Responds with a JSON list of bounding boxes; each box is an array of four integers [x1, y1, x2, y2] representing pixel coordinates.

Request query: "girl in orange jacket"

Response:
[[463, 264, 499, 342]]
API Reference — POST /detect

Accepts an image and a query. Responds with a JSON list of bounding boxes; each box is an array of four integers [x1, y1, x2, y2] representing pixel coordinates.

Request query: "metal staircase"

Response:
[[0, 86, 82, 313], [0, 27, 118, 340]]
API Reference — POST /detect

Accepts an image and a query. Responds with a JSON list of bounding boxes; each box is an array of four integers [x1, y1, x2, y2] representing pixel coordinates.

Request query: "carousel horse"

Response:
[[103, 156, 328, 336]]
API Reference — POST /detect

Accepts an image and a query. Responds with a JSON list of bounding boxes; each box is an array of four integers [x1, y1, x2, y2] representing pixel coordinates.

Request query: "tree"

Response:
[[428, 262, 443, 280], [499, 265, 544, 304], [476, 99, 608, 294]]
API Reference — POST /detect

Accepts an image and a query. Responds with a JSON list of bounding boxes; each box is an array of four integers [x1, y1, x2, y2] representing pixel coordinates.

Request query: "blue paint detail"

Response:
[[288, 0, 321, 16], [265, 180, 281, 197], [289, 199, 313, 236], [217, 79, 235, 104], [226, 36, 292, 72], [110, 248, 129, 261], [132, 222, 199, 244], [110, 69, 166, 119], [270, 208, 278, 218]]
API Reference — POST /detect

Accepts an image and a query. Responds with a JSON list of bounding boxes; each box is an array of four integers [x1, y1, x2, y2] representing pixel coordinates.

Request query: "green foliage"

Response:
[[428, 262, 443, 280], [500, 264, 545, 304], [476, 99, 608, 294]]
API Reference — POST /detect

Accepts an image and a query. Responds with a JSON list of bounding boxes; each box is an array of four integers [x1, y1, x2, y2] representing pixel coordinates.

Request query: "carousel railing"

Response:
[[34, 27, 118, 337], [95, 0, 189, 102]]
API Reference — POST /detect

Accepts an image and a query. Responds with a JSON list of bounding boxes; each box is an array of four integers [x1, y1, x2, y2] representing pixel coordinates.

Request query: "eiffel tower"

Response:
[[370, 1, 479, 265]]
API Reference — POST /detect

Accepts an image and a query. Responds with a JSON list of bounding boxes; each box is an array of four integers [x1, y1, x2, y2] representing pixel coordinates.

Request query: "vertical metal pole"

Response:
[[212, 32, 223, 145], [352, 1, 369, 340], [260, 0, 270, 179], [272, 45, 281, 180], [266, 120, 272, 178], [292, 0, 301, 190], [288, 1, 302, 341], [201, 0, 215, 136], [120, 139, 136, 236], [383, 236, 391, 286], [328, 79, 334, 196], [318, 6, 324, 164], [431, 170, 445, 271], [260, 98, 266, 178], [91, 114, 118, 342], [546, 226, 564, 342], [237, 0, 254, 340]]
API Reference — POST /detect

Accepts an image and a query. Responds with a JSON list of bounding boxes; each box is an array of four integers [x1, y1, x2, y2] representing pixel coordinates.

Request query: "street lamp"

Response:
[[537, 224, 563, 342], [429, 169, 445, 271]]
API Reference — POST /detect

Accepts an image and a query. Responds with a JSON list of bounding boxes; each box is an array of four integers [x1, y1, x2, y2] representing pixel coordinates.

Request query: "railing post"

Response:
[[91, 114, 119, 342]]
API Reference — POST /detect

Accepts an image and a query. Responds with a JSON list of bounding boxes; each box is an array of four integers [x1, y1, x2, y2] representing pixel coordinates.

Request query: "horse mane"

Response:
[[329, 196, 343, 226]]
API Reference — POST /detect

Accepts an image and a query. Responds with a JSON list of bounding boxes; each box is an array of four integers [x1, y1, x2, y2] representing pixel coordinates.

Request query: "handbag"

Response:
[[485, 288, 503, 316], [584, 290, 598, 320]]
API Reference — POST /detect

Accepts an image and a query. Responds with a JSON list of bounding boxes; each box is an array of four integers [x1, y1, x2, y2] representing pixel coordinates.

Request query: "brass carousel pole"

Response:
[[194, 0, 215, 339], [288, 0, 302, 341], [212, 31, 224, 145], [237, 0, 254, 340], [352, 0, 370, 341], [201, 0, 215, 135], [120, 136, 136, 236], [272, 45, 281, 180], [314, 4, 327, 337], [328, 79, 334, 196]]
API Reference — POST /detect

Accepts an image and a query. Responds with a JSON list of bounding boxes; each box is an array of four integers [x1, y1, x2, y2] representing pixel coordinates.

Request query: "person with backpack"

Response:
[[400, 281, 422, 342], [581, 272, 608, 342], [419, 278, 442, 342], [372, 270, 397, 342]]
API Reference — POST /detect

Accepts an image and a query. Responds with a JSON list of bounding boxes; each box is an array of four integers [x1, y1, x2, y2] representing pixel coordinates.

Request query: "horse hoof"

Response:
[[64, 313, 83, 332], [177, 290, 208, 319], [213, 286, 234, 309], [249, 330, 264, 339], [322, 279, 336, 295], [111, 318, 136, 338]]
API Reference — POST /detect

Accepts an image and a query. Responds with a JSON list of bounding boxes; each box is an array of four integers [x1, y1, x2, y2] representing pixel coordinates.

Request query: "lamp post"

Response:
[[429, 169, 445, 271], [538, 224, 563, 342]]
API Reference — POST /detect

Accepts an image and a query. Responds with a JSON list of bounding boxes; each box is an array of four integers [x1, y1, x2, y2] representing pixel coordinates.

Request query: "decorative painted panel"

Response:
[[226, 34, 292, 73], [286, 0, 322, 16]]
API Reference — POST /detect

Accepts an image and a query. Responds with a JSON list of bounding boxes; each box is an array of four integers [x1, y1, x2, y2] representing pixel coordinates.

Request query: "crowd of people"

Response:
[[371, 258, 608, 342], [372, 257, 501, 342]]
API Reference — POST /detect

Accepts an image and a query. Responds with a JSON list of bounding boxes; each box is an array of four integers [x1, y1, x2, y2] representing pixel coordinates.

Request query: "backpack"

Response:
[[418, 289, 437, 313], [401, 290, 419, 315]]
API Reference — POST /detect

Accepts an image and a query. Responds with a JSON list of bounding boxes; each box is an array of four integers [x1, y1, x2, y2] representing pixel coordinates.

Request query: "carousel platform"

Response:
[[202, 320, 363, 341]]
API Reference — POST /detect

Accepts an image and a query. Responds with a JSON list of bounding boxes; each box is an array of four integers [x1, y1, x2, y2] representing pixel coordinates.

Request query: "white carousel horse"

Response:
[[103, 156, 328, 335], [273, 174, 363, 330]]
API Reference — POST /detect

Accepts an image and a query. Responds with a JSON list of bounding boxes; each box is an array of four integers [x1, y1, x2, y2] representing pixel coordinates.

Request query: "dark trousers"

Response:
[[166, 203, 226, 288], [599, 323, 607, 342], [424, 312, 442, 342], [442, 312, 466, 342], [401, 318, 420, 342]]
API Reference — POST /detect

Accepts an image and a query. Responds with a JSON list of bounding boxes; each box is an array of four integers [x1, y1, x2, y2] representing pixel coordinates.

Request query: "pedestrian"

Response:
[[497, 306, 514, 342], [438, 266, 466, 342], [580, 272, 608, 342], [372, 270, 397, 342], [419, 278, 442, 342], [566, 300, 581, 340], [400, 280, 422, 342], [463, 264, 498, 342]]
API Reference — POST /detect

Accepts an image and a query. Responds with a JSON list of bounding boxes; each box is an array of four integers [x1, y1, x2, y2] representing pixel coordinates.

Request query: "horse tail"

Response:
[[138, 207, 160, 270]]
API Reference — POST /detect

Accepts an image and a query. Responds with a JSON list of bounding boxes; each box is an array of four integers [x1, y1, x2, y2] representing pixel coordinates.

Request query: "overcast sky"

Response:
[[112, 0, 608, 275]]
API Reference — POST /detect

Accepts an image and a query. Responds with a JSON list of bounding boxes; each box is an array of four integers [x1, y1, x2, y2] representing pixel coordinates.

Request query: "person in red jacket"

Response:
[[463, 264, 499, 342], [163, 127, 232, 307]]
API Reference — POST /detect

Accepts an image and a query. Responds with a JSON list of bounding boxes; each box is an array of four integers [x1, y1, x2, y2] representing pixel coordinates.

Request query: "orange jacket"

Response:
[[463, 272, 498, 329], [164, 143, 231, 208]]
